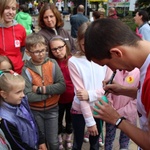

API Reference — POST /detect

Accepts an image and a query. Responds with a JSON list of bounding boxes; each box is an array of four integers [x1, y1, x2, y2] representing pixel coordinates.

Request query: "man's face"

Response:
[[134, 12, 142, 25]]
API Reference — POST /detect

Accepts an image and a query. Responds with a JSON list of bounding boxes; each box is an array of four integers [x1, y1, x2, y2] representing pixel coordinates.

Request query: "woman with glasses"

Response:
[[49, 36, 74, 150], [38, 3, 76, 57]]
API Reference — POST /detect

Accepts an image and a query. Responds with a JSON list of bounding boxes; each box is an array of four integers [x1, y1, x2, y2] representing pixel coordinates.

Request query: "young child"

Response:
[[49, 36, 74, 150], [68, 22, 112, 150], [0, 56, 14, 150], [105, 69, 140, 150], [0, 71, 39, 150], [0, 55, 14, 71], [22, 33, 66, 150]]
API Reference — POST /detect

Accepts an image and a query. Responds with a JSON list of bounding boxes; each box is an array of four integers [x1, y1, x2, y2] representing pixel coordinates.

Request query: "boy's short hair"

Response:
[[85, 18, 141, 61], [25, 33, 47, 50], [93, 11, 101, 20], [20, 4, 29, 13]]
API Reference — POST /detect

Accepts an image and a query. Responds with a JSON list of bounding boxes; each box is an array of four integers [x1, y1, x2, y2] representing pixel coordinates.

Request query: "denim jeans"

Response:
[[72, 114, 100, 150], [32, 105, 59, 150]]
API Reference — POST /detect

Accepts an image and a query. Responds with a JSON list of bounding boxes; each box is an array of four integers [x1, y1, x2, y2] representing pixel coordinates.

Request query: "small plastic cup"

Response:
[[93, 95, 108, 115]]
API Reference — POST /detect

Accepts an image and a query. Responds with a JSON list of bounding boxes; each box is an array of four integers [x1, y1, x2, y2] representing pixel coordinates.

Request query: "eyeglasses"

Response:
[[28, 48, 47, 56], [51, 44, 66, 52]]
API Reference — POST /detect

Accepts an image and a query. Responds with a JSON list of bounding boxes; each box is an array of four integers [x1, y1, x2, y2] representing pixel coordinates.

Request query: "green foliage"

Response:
[[136, 0, 150, 10], [136, 0, 150, 4], [121, 16, 137, 31]]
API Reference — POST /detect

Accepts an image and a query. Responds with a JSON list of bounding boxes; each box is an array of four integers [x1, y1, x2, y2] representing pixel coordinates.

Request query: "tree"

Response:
[[135, 0, 150, 15]]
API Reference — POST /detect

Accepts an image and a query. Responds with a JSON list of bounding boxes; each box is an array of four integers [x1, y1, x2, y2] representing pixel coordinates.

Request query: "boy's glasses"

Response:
[[51, 44, 66, 52], [28, 49, 47, 56]]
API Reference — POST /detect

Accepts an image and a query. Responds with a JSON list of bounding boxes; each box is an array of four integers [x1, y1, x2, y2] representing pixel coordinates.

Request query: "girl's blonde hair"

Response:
[[0, 71, 25, 92], [75, 22, 91, 57]]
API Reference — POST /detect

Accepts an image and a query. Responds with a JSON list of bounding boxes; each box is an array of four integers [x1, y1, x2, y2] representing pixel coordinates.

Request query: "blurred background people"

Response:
[[15, 4, 32, 35], [108, 7, 118, 19], [98, 7, 105, 19], [134, 9, 150, 41], [70, 5, 88, 39]]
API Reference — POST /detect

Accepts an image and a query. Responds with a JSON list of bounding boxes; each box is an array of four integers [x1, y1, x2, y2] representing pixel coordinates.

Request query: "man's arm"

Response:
[[93, 99, 150, 150]]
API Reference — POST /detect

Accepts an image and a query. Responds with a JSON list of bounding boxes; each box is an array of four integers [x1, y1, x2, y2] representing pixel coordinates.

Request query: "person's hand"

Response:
[[103, 80, 124, 95], [32, 85, 38, 93], [38, 143, 47, 150], [76, 90, 89, 101], [87, 125, 98, 136], [93, 98, 120, 125], [103, 80, 137, 98]]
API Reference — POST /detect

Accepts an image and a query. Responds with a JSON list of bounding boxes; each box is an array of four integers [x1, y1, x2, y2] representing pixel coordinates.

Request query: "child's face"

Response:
[[0, 60, 12, 71], [26, 44, 47, 65], [134, 12, 142, 25], [2, 81, 25, 105], [79, 38, 85, 52], [50, 40, 66, 60]]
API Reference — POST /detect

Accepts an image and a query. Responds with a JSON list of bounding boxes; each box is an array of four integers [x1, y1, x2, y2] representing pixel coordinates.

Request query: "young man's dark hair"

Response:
[[19, 4, 29, 13], [137, 10, 149, 22], [84, 18, 141, 61]]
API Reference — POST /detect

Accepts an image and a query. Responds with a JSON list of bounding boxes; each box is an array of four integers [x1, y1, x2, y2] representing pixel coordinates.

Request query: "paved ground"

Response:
[[32, 15, 138, 150]]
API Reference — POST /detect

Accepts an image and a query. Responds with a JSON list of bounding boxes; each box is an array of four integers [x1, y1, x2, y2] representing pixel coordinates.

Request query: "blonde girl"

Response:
[[0, 71, 42, 150], [68, 22, 112, 150]]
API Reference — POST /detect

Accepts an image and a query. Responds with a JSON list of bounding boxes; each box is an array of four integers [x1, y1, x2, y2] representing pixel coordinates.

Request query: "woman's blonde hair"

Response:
[[98, 7, 105, 13], [0, 0, 16, 18]]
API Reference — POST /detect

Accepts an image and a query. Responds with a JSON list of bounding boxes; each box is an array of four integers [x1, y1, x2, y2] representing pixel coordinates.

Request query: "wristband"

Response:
[[115, 117, 126, 128]]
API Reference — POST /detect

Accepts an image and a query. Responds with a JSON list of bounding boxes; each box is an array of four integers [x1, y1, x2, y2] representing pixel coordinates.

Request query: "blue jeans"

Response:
[[72, 114, 100, 150], [32, 106, 59, 150]]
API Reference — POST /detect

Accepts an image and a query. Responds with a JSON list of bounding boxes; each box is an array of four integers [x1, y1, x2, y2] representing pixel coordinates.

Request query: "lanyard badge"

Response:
[[15, 40, 20, 47]]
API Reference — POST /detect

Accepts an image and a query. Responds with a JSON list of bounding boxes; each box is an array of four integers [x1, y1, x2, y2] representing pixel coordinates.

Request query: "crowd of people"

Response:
[[0, 0, 150, 150]]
